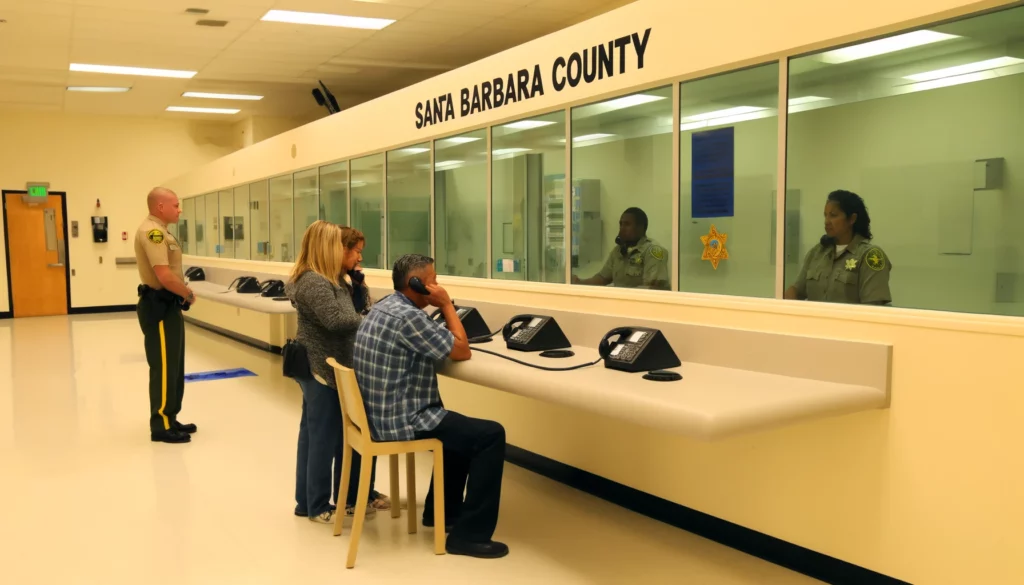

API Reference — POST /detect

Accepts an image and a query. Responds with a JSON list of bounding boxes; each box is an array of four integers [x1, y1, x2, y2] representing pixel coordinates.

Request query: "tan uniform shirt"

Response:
[[135, 215, 182, 289], [793, 234, 892, 304], [597, 237, 670, 290]]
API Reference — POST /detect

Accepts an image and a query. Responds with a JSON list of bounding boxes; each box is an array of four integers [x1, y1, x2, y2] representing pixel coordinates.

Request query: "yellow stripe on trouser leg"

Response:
[[158, 320, 169, 430]]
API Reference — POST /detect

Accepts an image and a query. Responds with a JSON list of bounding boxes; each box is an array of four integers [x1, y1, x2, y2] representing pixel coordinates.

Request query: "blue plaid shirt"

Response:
[[353, 293, 455, 442]]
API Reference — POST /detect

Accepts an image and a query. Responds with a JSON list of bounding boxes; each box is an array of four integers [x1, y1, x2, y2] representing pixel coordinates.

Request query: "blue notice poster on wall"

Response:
[[691, 127, 735, 218]]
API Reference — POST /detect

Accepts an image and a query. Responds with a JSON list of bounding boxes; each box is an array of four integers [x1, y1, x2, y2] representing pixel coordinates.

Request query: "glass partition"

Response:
[[217, 190, 233, 258], [570, 86, 673, 290], [680, 64, 779, 298], [231, 185, 250, 260], [320, 162, 349, 226], [193, 195, 208, 257], [180, 197, 195, 255], [204, 193, 219, 258], [269, 174, 294, 263], [785, 6, 1024, 316], [351, 153, 385, 269], [387, 143, 432, 266], [491, 111, 567, 283], [435, 129, 487, 277], [249, 180, 270, 261], [294, 168, 319, 246]]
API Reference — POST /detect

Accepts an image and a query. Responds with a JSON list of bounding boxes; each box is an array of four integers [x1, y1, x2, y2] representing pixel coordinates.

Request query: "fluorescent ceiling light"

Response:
[[598, 94, 665, 109], [400, 147, 429, 154], [261, 9, 394, 30], [788, 96, 829, 105], [438, 136, 481, 145], [504, 120, 555, 130], [904, 70, 995, 92], [434, 160, 464, 170], [166, 106, 240, 114], [904, 56, 1024, 81], [492, 148, 531, 156], [681, 111, 774, 131], [67, 86, 131, 93], [573, 133, 615, 142], [819, 30, 959, 64], [683, 106, 765, 122], [183, 91, 263, 101], [71, 63, 196, 79]]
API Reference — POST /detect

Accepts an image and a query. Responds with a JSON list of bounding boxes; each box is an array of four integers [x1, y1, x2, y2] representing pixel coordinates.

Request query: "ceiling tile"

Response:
[[404, 9, 494, 27], [422, 0, 518, 17]]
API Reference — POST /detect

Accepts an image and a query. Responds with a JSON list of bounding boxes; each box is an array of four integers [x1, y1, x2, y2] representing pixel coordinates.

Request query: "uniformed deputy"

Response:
[[572, 207, 670, 290], [135, 187, 197, 444], [785, 190, 892, 305]]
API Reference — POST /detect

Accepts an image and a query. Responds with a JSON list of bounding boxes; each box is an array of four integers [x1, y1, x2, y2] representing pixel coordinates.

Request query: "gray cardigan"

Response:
[[285, 271, 365, 388]]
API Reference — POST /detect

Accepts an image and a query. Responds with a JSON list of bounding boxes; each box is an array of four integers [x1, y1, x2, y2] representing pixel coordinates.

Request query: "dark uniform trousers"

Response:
[[137, 286, 186, 433]]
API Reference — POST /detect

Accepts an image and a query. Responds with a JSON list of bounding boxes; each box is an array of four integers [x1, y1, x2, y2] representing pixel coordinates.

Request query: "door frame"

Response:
[[1, 190, 72, 319]]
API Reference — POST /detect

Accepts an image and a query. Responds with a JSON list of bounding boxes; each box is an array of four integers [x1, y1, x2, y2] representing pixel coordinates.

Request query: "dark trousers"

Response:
[[295, 376, 377, 517], [417, 412, 506, 542], [137, 294, 185, 434]]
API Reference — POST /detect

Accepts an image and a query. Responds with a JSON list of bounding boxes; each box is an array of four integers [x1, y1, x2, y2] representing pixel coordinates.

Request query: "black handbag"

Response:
[[282, 338, 311, 379]]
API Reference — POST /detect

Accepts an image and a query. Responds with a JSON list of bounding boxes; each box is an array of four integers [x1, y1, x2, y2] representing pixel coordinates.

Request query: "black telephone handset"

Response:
[[409, 276, 430, 295], [227, 276, 261, 294], [599, 326, 681, 373], [184, 267, 205, 281], [259, 279, 285, 297], [503, 314, 571, 352]]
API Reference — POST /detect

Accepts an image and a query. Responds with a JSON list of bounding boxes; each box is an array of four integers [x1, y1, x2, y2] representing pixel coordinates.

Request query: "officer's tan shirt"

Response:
[[793, 234, 892, 304], [135, 215, 182, 289], [597, 237, 670, 290]]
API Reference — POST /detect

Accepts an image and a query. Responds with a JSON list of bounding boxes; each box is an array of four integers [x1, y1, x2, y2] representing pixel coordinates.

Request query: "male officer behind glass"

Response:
[[135, 187, 197, 444], [572, 207, 669, 290]]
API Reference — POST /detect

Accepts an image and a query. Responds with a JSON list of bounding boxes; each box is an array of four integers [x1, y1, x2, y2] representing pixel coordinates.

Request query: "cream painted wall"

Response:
[[0, 111, 236, 311]]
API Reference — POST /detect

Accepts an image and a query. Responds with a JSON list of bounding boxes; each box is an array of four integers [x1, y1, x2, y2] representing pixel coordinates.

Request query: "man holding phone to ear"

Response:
[[353, 254, 509, 559]]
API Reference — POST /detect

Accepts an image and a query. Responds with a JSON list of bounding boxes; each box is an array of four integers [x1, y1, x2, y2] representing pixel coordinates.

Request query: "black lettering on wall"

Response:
[[567, 52, 582, 88], [552, 57, 567, 92], [614, 36, 630, 74], [445, 93, 455, 121], [530, 63, 544, 97], [415, 102, 424, 129], [493, 77, 505, 108], [471, 86, 481, 114], [505, 72, 517, 104], [424, 100, 434, 126], [598, 42, 613, 80], [632, 28, 651, 69], [482, 80, 493, 111], [583, 46, 598, 84], [460, 88, 470, 117], [517, 68, 530, 102], [432, 97, 443, 124]]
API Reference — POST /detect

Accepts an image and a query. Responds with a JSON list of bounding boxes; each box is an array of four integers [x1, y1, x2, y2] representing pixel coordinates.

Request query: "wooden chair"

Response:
[[326, 358, 446, 568]]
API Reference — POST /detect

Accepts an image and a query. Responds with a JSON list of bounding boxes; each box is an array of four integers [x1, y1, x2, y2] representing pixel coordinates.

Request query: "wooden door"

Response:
[[5, 193, 69, 317]]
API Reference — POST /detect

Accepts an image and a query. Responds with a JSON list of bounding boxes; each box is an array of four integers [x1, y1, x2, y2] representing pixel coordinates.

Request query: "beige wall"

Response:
[[0, 111, 237, 311]]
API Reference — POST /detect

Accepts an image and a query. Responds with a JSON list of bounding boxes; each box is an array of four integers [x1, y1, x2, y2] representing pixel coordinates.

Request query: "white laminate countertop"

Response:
[[188, 281, 296, 314], [439, 342, 887, 440]]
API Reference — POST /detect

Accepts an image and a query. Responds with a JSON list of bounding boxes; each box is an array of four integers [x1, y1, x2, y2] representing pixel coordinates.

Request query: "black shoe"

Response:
[[151, 429, 191, 444], [445, 536, 509, 559], [173, 421, 198, 434]]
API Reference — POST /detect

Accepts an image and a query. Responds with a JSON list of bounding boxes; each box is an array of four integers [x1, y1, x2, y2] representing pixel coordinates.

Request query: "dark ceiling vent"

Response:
[[185, 8, 210, 14], [196, 19, 228, 27]]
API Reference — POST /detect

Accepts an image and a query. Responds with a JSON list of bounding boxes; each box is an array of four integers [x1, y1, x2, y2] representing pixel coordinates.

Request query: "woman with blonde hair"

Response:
[[287, 220, 389, 524]]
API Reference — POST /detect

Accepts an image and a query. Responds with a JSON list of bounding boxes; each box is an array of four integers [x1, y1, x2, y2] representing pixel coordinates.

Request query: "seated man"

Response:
[[353, 253, 509, 559], [572, 206, 670, 290]]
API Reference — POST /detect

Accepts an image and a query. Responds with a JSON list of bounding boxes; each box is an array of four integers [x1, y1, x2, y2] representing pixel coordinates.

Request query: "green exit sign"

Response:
[[27, 184, 48, 198]]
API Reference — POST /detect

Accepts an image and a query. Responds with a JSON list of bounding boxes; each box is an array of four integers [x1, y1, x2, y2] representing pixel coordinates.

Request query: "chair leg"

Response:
[[334, 444, 354, 537], [389, 454, 401, 519], [346, 455, 374, 569], [432, 447, 446, 555], [406, 452, 417, 535]]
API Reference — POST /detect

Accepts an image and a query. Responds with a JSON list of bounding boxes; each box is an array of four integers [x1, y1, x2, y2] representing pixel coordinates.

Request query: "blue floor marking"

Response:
[[184, 368, 257, 383]]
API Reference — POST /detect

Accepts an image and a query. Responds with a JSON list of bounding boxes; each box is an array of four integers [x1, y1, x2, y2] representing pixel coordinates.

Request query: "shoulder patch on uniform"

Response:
[[648, 245, 665, 261], [864, 247, 886, 271], [147, 229, 164, 244]]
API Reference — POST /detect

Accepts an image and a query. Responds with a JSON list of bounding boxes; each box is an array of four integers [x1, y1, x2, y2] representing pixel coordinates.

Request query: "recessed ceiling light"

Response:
[[67, 86, 132, 93], [183, 91, 263, 101], [399, 147, 430, 154], [904, 56, 1024, 81], [71, 63, 196, 79], [819, 30, 959, 64], [437, 136, 481, 145], [261, 9, 394, 30], [683, 106, 765, 122], [166, 106, 240, 114], [573, 133, 615, 142], [492, 148, 531, 156], [598, 94, 666, 110], [504, 120, 555, 130], [787, 96, 829, 105]]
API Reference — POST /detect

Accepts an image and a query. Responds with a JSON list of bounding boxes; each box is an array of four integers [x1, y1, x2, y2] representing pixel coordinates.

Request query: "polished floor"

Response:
[[0, 314, 821, 585]]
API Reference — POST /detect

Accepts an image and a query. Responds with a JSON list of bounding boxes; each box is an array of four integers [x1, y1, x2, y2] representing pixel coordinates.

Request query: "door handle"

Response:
[[48, 238, 66, 268]]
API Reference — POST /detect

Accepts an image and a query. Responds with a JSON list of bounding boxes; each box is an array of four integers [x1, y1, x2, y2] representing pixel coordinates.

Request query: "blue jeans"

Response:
[[294, 376, 378, 517]]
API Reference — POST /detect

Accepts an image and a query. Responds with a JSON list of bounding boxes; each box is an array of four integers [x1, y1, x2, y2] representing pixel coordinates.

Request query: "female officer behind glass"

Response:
[[784, 190, 892, 305]]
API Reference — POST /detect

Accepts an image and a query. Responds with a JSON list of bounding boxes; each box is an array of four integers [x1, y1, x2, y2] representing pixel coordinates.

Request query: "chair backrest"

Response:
[[326, 358, 370, 434]]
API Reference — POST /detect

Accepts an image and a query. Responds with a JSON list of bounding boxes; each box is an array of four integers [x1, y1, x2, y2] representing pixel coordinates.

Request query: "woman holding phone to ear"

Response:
[[286, 221, 391, 525]]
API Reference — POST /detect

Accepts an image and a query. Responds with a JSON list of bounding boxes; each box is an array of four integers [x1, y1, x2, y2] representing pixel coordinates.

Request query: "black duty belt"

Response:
[[138, 284, 180, 304]]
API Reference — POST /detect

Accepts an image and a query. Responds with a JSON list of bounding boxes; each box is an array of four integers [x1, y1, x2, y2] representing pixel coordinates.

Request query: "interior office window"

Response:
[[570, 86, 673, 290], [193, 195, 207, 257], [180, 197, 195, 255], [294, 168, 319, 248], [351, 153, 385, 269], [386, 143, 431, 267], [205, 193, 219, 259], [320, 162, 348, 226], [217, 190, 233, 258], [231, 185, 250, 260], [249, 180, 270, 261], [785, 6, 1024, 316], [269, 174, 294, 262], [491, 111, 567, 283], [435, 129, 487, 278], [680, 64, 779, 298]]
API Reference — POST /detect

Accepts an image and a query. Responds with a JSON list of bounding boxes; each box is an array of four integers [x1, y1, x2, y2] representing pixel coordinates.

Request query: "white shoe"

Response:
[[309, 509, 337, 524], [346, 505, 377, 520]]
